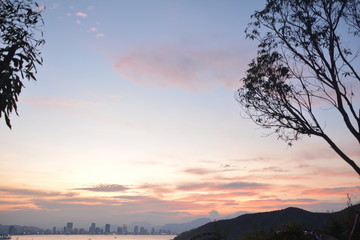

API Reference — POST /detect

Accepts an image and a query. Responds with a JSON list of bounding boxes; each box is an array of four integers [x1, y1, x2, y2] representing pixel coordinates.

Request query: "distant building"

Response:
[[66, 222, 73, 234], [134, 225, 139, 235], [8, 226, 16, 235], [89, 223, 96, 234], [105, 224, 110, 234]]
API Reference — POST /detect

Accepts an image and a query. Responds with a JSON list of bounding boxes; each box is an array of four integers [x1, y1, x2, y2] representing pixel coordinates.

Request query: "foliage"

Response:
[[190, 222, 229, 240], [320, 202, 360, 240], [0, 0, 45, 129], [237, 0, 360, 175], [244, 223, 319, 240]]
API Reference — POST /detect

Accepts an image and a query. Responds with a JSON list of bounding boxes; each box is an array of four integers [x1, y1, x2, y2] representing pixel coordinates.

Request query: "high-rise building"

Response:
[[89, 223, 96, 234], [8, 226, 16, 235], [105, 224, 110, 234], [134, 225, 139, 235], [66, 222, 73, 234], [123, 224, 128, 234]]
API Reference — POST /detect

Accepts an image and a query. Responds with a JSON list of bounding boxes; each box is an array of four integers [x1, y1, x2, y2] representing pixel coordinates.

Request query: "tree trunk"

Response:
[[322, 134, 360, 176]]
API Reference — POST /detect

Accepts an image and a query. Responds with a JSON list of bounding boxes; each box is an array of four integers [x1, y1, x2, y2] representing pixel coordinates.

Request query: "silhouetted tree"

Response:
[[0, 0, 45, 129], [237, 0, 360, 175]]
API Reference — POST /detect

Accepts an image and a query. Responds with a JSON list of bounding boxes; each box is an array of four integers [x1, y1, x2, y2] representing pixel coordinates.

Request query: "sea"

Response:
[[10, 235, 177, 240]]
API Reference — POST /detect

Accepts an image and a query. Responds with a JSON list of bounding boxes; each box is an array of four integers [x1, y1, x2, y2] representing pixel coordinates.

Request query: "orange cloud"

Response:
[[2, 173, 357, 225], [0, 187, 77, 198], [75, 12, 87, 17], [113, 46, 248, 91], [0, 186, 79, 211], [236, 198, 321, 212]]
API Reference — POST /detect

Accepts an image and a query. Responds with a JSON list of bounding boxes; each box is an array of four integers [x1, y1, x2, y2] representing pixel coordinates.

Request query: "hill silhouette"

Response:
[[174, 206, 353, 240]]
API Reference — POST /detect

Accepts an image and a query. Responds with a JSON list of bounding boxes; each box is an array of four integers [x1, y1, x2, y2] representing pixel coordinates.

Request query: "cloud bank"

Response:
[[113, 45, 247, 91]]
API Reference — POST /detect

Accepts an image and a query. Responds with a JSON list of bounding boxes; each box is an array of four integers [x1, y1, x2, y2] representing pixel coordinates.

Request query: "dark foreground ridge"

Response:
[[174, 206, 355, 240]]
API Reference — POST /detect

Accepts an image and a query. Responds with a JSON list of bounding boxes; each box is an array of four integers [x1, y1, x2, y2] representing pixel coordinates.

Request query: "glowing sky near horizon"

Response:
[[0, 0, 359, 229]]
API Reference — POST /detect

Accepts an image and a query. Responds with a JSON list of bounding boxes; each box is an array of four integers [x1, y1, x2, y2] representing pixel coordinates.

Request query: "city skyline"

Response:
[[0, 0, 359, 230], [5, 220, 178, 235]]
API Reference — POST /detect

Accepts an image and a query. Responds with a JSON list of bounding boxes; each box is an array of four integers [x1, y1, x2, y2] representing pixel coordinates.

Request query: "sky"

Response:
[[0, 0, 359, 230]]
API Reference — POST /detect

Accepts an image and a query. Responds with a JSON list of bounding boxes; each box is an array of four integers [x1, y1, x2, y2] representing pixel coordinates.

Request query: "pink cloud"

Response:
[[37, 5, 46, 11], [75, 12, 88, 17], [113, 46, 248, 91], [1, 179, 356, 224], [74, 184, 130, 192], [87, 27, 97, 32], [302, 186, 360, 196], [108, 94, 129, 100], [237, 198, 322, 212], [176, 181, 268, 191], [21, 97, 101, 108], [19, 96, 144, 129]]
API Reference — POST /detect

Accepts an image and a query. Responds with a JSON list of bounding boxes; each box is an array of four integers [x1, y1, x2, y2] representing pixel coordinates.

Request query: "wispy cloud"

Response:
[[74, 184, 130, 192], [238, 198, 321, 211], [87, 6, 95, 11], [37, 5, 46, 11], [87, 27, 98, 32], [113, 45, 247, 91], [302, 186, 360, 196], [138, 183, 174, 195], [177, 181, 268, 191], [76, 12, 88, 17], [183, 168, 218, 175], [250, 166, 289, 173], [49, 3, 60, 10], [220, 182, 268, 189], [21, 97, 101, 108], [20, 96, 142, 129], [108, 94, 129, 100], [113, 195, 149, 200], [0, 187, 77, 198], [0, 181, 356, 225]]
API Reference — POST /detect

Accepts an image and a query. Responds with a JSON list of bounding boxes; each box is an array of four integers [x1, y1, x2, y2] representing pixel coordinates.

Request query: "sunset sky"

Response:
[[0, 0, 359, 230]]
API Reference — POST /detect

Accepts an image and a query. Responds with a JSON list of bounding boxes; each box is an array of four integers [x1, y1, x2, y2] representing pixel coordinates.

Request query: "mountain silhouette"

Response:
[[174, 206, 353, 240], [161, 218, 212, 234]]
